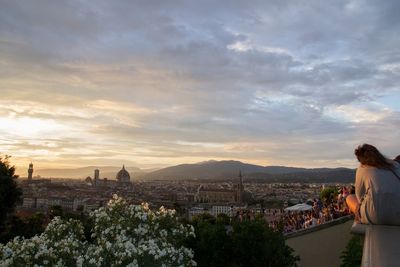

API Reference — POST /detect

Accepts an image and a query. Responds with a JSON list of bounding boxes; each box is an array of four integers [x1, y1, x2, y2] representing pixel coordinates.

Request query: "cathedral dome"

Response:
[[116, 165, 131, 183]]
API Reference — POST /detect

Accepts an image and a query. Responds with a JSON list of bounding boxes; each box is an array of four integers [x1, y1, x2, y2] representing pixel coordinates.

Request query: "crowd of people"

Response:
[[275, 144, 400, 233], [268, 187, 352, 234], [226, 145, 400, 234], [229, 186, 352, 234]]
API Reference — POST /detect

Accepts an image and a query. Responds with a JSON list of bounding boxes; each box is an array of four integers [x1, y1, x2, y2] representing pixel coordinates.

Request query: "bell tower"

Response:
[[28, 162, 34, 181], [94, 169, 100, 187], [237, 170, 244, 203]]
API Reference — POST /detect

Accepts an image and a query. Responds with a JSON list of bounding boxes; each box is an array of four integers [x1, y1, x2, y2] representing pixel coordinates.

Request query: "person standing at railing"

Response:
[[346, 144, 400, 225]]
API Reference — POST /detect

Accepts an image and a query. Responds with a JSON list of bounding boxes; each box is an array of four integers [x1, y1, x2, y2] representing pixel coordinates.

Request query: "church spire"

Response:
[[237, 170, 244, 203]]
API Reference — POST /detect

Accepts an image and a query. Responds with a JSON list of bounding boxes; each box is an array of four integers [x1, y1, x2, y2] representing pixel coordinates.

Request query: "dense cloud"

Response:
[[0, 0, 399, 172]]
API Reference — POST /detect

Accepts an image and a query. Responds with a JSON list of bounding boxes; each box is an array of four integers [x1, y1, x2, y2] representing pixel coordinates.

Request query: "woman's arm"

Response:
[[355, 166, 365, 202]]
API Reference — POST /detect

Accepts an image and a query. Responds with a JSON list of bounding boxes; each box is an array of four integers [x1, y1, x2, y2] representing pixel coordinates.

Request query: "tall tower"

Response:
[[28, 162, 34, 181], [94, 169, 100, 186], [237, 170, 244, 203]]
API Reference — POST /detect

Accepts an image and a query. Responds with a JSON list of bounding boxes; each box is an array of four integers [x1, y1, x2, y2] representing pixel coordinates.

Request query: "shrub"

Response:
[[189, 216, 299, 267], [0, 195, 196, 267], [340, 235, 363, 267]]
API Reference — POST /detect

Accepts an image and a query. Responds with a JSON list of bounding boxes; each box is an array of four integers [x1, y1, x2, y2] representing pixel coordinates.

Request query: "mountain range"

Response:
[[142, 160, 355, 183], [32, 160, 356, 183]]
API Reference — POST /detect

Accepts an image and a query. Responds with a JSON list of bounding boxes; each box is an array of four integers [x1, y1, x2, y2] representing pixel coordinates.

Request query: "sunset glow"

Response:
[[1, 1, 399, 174]]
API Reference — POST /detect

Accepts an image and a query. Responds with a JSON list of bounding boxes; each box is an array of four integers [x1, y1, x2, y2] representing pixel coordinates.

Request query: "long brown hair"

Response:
[[354, 144, 392, 169]]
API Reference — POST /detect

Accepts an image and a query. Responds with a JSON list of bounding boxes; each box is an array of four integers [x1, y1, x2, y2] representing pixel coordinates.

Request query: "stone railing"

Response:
[[351, 222, 400, 267], [285, 215, 352, 238]]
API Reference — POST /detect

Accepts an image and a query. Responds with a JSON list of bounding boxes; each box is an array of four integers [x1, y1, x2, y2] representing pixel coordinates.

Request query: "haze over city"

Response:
[[1, 0, 400, 175]]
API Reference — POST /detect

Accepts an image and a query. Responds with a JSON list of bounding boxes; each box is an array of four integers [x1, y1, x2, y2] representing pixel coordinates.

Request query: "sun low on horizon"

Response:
[[1, 1, 399, 175]]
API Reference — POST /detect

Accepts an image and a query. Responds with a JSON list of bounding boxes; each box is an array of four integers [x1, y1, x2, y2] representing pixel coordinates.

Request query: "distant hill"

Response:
[[143, 160, 356, 183], [35, 166, 143, 179], [247, 168, 356, 183], [144, 160, 268, 180], [31, 160, 356, 183]]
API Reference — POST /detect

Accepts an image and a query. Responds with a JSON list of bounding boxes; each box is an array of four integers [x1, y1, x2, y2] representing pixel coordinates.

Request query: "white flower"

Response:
[[76, 256, 84, 267], [0, 195, 195, 267]]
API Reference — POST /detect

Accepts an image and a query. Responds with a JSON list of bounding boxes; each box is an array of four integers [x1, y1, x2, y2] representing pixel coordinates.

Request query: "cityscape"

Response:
[[20, 161, 340, 212], [19, 162, 328, 217], [1, 1, 400, 266]]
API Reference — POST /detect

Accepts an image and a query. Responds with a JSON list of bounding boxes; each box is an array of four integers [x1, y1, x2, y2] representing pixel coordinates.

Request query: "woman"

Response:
[[346, 144, 400, 225]]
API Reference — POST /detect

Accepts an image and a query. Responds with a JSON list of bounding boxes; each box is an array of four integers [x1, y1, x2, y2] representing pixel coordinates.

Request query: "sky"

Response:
[[1, 0, 399, 174]]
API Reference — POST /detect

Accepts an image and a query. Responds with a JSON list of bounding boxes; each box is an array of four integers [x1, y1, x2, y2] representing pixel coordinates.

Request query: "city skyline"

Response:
[[1, 1, 400, 171]]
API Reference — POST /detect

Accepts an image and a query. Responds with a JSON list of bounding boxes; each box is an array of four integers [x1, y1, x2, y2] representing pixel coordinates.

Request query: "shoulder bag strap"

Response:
[[389, 168, 400, 182]]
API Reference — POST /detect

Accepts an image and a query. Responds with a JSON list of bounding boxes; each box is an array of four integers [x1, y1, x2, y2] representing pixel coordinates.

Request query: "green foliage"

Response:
[[340, 235, 363, 267], [0, 156, 22, 231], [49, 205, 95, 242], [0, 213, 46, 243], [232, 219, 299, 267], [192, 213, 216, 224], [189, 215, 233, 267], [263, 199, 284, 209], [172, 202, 185, 216], [189, 216, 299, 267], [216, 213, 230, 225], [49, 205, 64, 218], [80, 214, 95, 242], [320, 187, 338, 204]]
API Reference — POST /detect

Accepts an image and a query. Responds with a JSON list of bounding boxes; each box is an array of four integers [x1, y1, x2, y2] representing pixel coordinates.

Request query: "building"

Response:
[[188, 204, 247, 220], [87, 169, 119, 188], [236, 170, 244, 203], [196, 188, 237, 203], [210, 205, 234, 217], [116, 165, 131, 184], [195, 171, 245, 203], [36, 198, 48, 210], [83, 198, 103, 212], [188, 206, 209, 220], [48, 197, 74, 211], [85, 176, 93, 185], [94, 169, 100, 186], [28, 162, 33, 181], [22, 197, 36, 209]]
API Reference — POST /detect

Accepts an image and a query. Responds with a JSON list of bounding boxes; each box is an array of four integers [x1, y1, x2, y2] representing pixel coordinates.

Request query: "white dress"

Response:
[[355, 161, 400, 225]]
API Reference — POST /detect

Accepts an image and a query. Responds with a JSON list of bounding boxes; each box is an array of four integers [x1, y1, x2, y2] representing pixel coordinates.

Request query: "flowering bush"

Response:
[[0, 217, 85, 266], [0, 195, 196, 267]]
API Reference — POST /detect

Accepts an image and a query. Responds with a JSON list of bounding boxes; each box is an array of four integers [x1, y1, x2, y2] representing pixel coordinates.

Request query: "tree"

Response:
[[320, 187, 338, 204], [0, 156, 22, 232], [189, 214, 233, 267], [189, 215, 299, 267], [192, 213, 216, 224], [0, 213, 46, 243], [49, 205, 64, 219], [216, 213, 230, 225], [340, 235, 363, 267], [231, 218, 299, 267]]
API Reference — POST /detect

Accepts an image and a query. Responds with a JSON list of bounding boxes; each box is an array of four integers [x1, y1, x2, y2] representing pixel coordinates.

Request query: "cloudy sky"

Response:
[[1, 0, 399, 174]]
